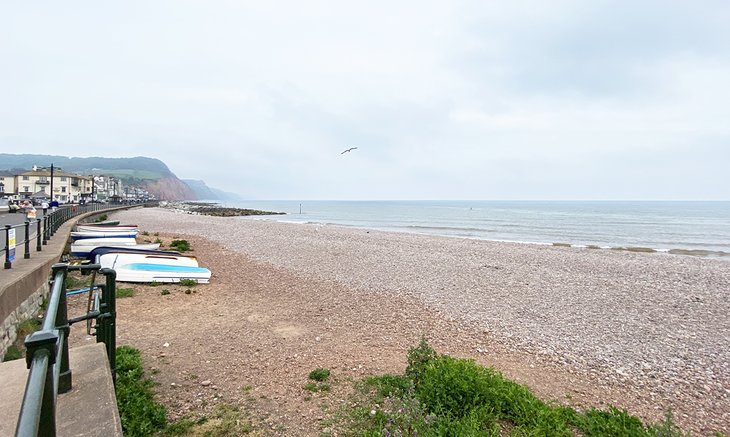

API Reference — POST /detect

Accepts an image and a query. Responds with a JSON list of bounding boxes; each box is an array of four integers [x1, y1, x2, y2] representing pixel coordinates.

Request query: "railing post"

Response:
[[24, 220, 31, 259], [43, 214, 49, 245], [52, 264, 73, 393], [36, 219, 42, 252], [4, 224, 11, 269], [49, 211, 56, 236], [99, 268, 117, 380]]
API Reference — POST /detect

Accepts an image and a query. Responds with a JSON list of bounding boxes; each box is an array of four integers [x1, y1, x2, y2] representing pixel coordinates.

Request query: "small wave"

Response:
[[667, 248, 730, 258], [407, 225, 491, 233]]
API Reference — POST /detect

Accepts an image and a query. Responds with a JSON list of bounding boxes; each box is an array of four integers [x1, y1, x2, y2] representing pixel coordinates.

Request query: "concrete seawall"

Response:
[[0, 218, 73, 358]]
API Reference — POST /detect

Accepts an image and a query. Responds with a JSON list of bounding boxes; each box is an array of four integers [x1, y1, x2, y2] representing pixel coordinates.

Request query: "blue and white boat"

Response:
[[98, 252, 199, 269], [113, 263, 211, 283]]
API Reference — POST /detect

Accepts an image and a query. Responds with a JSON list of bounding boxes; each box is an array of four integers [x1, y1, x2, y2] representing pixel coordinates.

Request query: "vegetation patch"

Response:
[[309, 368, 331, 382], [116, 346, 167, 436], [552, 242, 571, 247], [330, 339, 690, 436], [94, 214, 109, 223], [169, 240, 190, 252], [304, 368, 332, 393], [116, 287, 135, 298], [2, 317, 42, 362], [178, 278, 198, 287], [3, 345, 22, 361]]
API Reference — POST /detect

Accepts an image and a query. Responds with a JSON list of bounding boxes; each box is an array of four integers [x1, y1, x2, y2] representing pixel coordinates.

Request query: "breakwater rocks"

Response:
[[160, 201, 285, 217]]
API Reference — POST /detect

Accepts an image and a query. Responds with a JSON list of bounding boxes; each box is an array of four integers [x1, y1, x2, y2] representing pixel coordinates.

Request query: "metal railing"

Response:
[[2, 203, 131, 269], [15, 263, 117, 437]]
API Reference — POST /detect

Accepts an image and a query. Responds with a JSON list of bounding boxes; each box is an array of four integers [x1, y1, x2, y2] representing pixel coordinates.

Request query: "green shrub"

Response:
[[309, 368, 331, 382], [576, 406, 651, 436], [169, 240, 190, 252], [178, 278, 198, 287], [115, 346, 167, 436], [405, 336, 437, 387], [363, 374, 413, 400], [333, 338, 690, 436]]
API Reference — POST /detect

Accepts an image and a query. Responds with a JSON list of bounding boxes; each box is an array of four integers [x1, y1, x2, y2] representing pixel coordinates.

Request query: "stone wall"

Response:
[[0, 281, 49, 360]]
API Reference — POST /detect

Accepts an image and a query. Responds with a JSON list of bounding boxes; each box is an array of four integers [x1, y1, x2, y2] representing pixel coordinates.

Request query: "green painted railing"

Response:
[[14, 263, 117, 437], [2, 202, 155, 269]]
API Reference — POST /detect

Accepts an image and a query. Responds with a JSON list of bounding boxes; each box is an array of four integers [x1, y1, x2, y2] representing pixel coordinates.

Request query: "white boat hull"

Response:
[[76, 225, 139, 232], [113, 263, 211, 283], [98, 253, 199, 269], [71, 243, 160, 257], [71, 231, 139, 240], [71, 237, 138, 246]]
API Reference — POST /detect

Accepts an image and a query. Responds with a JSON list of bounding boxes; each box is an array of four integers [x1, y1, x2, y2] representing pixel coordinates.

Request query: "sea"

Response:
[[220, 200, 730, 258]]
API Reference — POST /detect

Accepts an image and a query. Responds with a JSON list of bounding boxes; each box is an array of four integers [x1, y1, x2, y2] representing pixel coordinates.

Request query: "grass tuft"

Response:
[[169, 240, 190, 252], [116, 346, 167, 436], [309, 368, 331, 382], [116, 287, 135, 298]]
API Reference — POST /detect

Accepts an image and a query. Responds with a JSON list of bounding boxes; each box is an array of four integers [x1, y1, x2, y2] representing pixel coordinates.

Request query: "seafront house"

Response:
[[15, 167, 92, 204], [0, 170, 16, 197], [92, 175, 124, 202], [0, 166, 152, 205]]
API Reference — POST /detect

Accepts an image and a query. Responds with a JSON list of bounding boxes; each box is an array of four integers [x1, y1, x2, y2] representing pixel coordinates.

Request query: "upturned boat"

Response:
[[76, 225, 139, 232], [98, 252, 199, 269], [70, 242, 160, 257], [71, 230, 139, 240], [112, 263, 211, 283], [86, 246, 182, 262]]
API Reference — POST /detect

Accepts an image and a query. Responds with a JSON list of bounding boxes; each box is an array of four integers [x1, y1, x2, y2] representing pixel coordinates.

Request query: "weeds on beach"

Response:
[[116, 287, 135, 298], [116, 346, 167, 436], [169, 239, 190, 252], [305, 368, 332, 393], [178, 278, 198, 287], [335, 339, 690, 436], [309, 368, 331, 382]]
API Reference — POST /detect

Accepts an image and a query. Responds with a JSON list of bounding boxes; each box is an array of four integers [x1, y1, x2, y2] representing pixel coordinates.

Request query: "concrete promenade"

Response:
[[0, 207, 125, 436]]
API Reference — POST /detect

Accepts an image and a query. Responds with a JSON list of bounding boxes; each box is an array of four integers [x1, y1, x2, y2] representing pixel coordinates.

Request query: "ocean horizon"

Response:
[[220, 200, 730, 258]]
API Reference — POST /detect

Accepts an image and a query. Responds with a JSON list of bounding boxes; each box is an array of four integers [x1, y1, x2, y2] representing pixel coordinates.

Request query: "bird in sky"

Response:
[[341, 147, 358, 154]]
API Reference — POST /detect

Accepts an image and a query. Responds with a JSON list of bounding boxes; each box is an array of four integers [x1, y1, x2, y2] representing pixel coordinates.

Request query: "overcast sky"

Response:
[[1, 1, 728, 200]]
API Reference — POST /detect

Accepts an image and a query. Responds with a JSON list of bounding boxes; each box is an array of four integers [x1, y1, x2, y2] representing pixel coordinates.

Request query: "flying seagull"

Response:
[[341, 147, 358, 154]]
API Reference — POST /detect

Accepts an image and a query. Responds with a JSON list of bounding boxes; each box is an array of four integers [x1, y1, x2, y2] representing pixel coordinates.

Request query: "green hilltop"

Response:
[[0, 153, 173, 183]]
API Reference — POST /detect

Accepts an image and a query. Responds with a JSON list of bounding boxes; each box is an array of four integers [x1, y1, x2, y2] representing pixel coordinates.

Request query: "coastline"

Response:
[[106, 207, 730, 435], [167, 200, 730, 258]]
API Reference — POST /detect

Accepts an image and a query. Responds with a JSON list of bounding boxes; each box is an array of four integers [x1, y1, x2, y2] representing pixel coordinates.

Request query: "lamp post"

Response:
[[50, 164, 54, 203]]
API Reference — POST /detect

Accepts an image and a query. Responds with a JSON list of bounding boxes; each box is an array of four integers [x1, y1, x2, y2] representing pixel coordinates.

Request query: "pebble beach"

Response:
[[111, 207, 730, 435]]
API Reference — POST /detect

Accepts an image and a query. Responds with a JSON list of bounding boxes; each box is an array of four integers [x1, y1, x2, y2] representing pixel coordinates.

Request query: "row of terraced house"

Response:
[[0, 166, 153, 204]]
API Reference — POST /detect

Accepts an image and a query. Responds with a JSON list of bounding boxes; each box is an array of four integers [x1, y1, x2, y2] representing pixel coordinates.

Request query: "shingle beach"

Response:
[[109, 207, 730, 435]]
